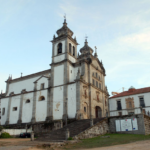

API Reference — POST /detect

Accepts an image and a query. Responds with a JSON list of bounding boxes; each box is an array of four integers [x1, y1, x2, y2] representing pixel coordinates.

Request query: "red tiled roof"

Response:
[[109, 87, 150, 99]]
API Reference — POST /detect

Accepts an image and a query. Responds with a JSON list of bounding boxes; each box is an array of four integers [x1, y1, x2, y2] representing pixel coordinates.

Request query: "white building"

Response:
[[109, 86, 150, 116], [0, 19, 109, 130]]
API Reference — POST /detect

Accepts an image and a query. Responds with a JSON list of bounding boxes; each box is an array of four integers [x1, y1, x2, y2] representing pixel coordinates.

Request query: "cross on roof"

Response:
[[85, 34, 88, 39], [64, 13, 66, 19], [95, 46, 97, 53]]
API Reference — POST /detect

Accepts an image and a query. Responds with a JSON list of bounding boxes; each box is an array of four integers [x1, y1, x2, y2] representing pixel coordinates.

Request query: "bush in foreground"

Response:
[[0, 132, 12, 138], [68, 137, 73, 140]]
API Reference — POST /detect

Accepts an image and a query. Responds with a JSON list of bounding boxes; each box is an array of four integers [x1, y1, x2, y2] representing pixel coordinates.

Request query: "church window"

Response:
[[93, 79, 95, 85], [73, 46, 75, 56], [26, 99, 30, 103], [71, 70, 72, 73], [99, 83, 101, 89], [69, 43, 72, 54], [96, 73, 98, 78], [96, 81, 98, 87], [99, 76, 100, 80], [84, 107, 86, 112], [2, 108, 5, 115], [92, 72, 94, 77], [13, 107, 17, 111], [58, 43, 62, 54], [97, 94, 99, 101], [41, 83, 44, 90], [39, 96, 45, 101], [84, 90, 87, 97]]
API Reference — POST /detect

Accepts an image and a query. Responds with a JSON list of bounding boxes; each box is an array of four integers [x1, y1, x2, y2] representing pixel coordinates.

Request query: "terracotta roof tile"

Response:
[[109, 87, 150, 99]]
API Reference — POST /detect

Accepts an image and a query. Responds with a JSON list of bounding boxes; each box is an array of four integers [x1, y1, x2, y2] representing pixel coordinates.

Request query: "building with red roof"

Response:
[[109, 86, 150, 116]]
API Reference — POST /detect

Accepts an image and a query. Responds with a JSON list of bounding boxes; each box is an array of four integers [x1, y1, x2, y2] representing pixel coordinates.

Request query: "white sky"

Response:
[[0, 0, 150, 95]]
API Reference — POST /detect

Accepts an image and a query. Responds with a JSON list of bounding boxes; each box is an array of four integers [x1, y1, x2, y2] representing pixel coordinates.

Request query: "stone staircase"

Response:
[[36, 118, 105, 142]]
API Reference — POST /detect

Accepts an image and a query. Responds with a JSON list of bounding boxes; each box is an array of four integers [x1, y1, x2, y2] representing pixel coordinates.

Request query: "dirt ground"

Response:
[[78, 140, 150, 150], [0, 138, 150, 150]]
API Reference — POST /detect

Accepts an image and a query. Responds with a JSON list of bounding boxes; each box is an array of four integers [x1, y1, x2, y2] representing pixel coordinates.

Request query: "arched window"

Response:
[[39, 96, 45, 101], [84, 107, 86, 112], [92, 72, 94, 77], [84, 90, 87, 97], [26, 99, 30, 103], [99, 76, 100, 80], [97, 94, 99, 101], [69, 43, 72, 54], [96, 81, 98, 87], [73, 46, 75, 56], [96, 73, 98, 78], [93, 79, 95, 85], [99, 83, 101, 89], [129, 101, 132, 108], [58, 43, 62, 54]]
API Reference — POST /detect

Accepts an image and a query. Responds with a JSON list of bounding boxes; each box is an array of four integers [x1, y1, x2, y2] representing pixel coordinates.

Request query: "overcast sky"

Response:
[[0, 0, 150, 95]]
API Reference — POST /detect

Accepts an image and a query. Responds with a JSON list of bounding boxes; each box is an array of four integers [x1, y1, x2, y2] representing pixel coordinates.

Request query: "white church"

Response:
[[0, 19, 109, 129]]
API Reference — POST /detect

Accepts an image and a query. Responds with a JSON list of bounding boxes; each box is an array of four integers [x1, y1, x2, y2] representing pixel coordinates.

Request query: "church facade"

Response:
[[0, 19, 109, 128]]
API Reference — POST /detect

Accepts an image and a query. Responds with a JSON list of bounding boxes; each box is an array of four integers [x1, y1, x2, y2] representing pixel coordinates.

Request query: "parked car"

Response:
[[20, 132, 31, 138]]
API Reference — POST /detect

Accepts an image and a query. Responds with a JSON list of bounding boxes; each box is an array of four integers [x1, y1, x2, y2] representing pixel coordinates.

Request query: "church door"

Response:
[[95, 106, 102, 118]]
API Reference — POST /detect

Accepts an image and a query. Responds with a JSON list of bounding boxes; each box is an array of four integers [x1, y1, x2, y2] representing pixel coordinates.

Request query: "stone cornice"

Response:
[[1, 88, 49, 99], [91, 64, 105, 76], [50, 59, 77, 67], [78, 54, 106, 76], [6, 69, 51, 84], [68, 53, 77, 60], [75, 78, 107, 95], [51, 35, 79, 45], [92, 75, 102, 82]]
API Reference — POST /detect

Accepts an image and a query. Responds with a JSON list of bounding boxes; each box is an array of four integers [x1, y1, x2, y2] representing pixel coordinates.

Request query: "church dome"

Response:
[[56, 19, 73, 37], [80, 39, 94, 54], [129, 86, 135, 89], [128, 86, 136, 92]]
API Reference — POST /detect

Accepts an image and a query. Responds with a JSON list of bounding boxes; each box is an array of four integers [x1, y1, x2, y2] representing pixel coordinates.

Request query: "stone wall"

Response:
[[144, 115, 150, 135], [73, 119, 109, 140], [0, 128, 32, 136], [109, 114, 145, 134]]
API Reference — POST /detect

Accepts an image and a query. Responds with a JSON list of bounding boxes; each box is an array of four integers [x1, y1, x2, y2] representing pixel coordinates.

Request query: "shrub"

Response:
[[0, 132, 12, 138], [68, 137, 73, 140]]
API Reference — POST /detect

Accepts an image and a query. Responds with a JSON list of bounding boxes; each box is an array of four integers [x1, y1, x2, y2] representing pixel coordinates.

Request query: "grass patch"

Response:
[[64, 133, 150, 149]]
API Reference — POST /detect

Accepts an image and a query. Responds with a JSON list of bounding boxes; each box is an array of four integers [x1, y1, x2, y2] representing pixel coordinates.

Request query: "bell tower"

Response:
[[51, 18, 78, 64], [47, 18, 79, 122]]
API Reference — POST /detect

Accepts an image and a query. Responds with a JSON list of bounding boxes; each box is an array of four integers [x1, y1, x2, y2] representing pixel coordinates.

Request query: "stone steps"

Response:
[[36, 118, 105, 141]]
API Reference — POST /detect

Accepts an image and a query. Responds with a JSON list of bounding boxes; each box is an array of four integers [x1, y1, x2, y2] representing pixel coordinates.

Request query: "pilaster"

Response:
[[46, 77, 53, 122], [17, 91, 24, 124], [31, 82, 37, 124], [75, 69, 83, 120], [88, 64, 93, 119], [62, 60, 69, 120], [5, 96, 12, 125]]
